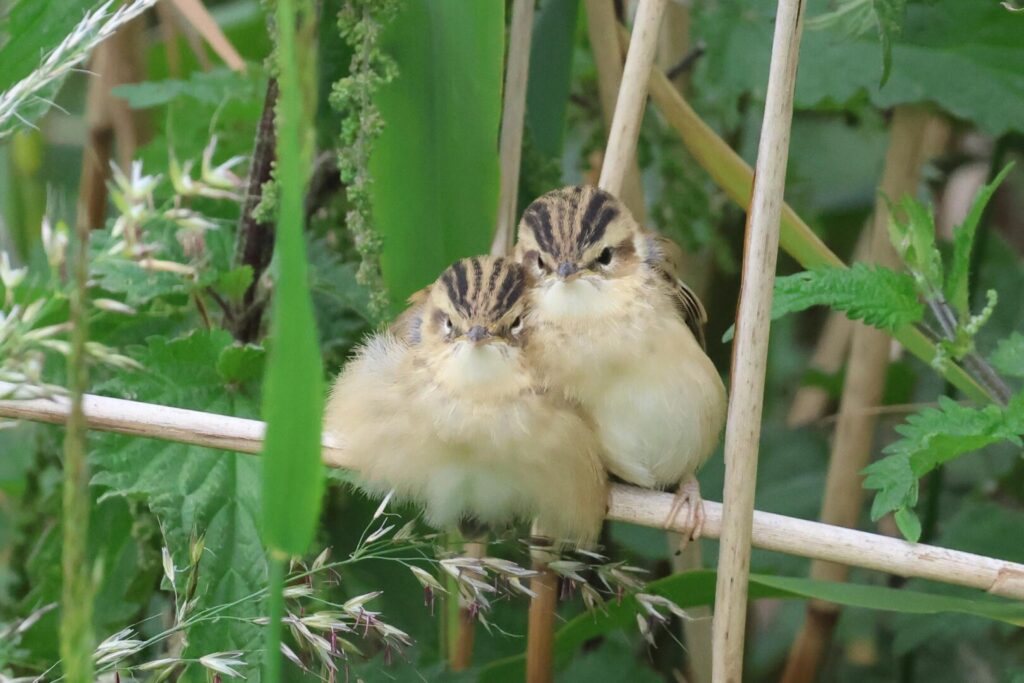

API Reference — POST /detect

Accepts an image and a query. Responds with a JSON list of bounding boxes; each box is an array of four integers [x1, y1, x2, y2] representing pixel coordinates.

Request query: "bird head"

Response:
[[418, 256, 531, 394], [514, 185, 649, 317]]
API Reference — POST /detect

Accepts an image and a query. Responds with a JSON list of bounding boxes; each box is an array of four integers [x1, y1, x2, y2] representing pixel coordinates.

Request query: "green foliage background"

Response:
[[0, 0, 1023, 681]]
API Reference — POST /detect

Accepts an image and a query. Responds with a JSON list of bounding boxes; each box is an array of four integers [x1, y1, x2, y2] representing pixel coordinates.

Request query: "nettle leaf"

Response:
[[888, 195, 943, 295], [111, 68, 260, 109], [894, 507, 922, 543], [864, 453, 917, 522], [990, 333, 1024, 380], [864, 396, 1023, 535], [946, 163, 1016, 318], [91, 330, 265, 676], [723, 264, 923, 342]]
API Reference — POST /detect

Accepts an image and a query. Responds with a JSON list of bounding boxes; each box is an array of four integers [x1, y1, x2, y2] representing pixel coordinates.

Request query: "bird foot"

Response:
[[663, 476, 705, 552]]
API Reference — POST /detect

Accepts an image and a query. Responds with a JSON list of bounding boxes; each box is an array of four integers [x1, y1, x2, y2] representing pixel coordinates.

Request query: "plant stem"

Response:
[[712, 0, 806, 678], [231, 78, 278, 343], [264, 553, 286, 682], [61, 198, 94, 681]]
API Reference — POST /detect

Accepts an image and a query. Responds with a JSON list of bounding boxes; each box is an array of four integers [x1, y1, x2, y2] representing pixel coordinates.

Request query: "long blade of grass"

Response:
[[262, 0, 325, 678]]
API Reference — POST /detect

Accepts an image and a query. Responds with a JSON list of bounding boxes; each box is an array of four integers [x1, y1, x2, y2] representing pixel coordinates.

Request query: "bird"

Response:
[[322, 255, 608, 547], [514, 185, 727, 544]]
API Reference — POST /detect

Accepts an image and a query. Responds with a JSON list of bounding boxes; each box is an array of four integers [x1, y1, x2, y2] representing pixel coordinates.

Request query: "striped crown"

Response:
[[516, 185, 627, 261], [436, 256, 526, 323]]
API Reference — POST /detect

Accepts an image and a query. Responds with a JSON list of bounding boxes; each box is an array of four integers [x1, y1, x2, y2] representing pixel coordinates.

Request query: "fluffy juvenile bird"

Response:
[[323, 256, 607, 546], [515, 186, 727, 542]]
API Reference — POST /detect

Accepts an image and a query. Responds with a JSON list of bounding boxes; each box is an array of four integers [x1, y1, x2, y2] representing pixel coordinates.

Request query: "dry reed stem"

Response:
[[585, 0, 647, 219], [168, 0, 246, 72], [76, 16, 148, 230], [598, 0, 666, 196], [4, 386, 1024, 599], [490, 0, 535, 257], [780, 105, 938, 683], [711, 1, 805, 680]]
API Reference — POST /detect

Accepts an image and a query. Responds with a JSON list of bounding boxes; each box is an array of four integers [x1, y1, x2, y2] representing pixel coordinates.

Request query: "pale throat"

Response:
[[435, 342, 530, 398], [534, 277, 618, 321]]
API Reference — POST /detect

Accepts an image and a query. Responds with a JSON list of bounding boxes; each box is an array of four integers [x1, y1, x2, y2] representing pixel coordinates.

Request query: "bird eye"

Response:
[[597, 247, 613, 266], [510, 316, 524, 336], [536, 253, 547, 272], [443, 316, 453, 334]]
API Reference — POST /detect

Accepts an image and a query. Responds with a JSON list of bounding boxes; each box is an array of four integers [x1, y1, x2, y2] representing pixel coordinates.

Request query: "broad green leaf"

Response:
[[945, 163, 1016, 318], [723, 264, 924, 341], [699, 0, 1024, 136], [91, 331, 265, 678], [991, 332, 1024, 379], [526, 0, 580, 157], [370, 0, 503, 310], [805, 0, 906, 87], [480, 570, 1024, 681]]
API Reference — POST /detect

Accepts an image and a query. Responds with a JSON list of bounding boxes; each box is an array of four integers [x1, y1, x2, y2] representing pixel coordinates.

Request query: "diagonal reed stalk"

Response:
[[710, 1, 806, 680]]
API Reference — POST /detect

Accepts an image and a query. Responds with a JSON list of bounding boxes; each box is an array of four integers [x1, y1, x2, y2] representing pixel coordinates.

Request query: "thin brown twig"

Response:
[[230, 78, 278, 343]]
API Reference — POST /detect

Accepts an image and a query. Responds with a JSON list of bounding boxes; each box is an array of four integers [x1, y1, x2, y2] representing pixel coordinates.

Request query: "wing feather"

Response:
[[648, 234, 708, 349]]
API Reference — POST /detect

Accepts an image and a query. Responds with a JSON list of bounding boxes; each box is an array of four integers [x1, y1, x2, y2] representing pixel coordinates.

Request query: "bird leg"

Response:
[[663, 475, 705, 549]]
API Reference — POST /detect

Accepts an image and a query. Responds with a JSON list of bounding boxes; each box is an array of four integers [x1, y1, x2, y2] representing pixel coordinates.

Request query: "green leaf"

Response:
[[216, 265, 255, 304], [370, 0, 503, 309], [864, 396, 1023, 528], [945, 163, 1016, 318], [888, 194, 943, 295], [111, 68, 257, 109], [894, 506, 922, 543], [701, 0, 1024, 136], [525, 0, 580, 157], [91, 331, 265, 676], [480, 570, 1024, 681], [261, 0, 325, 558], [991, 332, 1024, 380], [0, 0, 99, 92], [864, 453, 917, 521], [872, 0, 906, 86], [217, 343, 265, 384], [723, 263, 924, 342]]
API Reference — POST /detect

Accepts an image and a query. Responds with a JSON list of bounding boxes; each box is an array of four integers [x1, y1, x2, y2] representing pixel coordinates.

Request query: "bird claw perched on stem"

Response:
[[664, 476, 705, 551]]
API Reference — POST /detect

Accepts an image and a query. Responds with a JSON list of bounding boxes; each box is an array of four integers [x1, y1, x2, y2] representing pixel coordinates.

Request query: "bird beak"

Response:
[[556, 261, 578, 280], [466, 325, 490, 343]]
